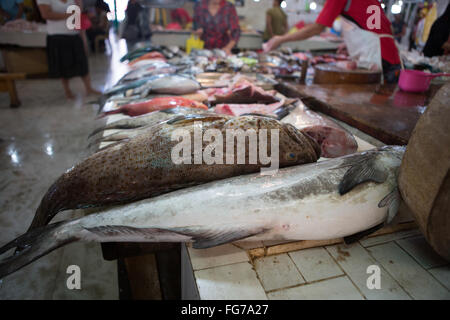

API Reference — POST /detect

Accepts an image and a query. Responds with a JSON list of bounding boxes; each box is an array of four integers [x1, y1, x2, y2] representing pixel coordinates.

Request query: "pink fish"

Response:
[[282, 103, 358, 158]]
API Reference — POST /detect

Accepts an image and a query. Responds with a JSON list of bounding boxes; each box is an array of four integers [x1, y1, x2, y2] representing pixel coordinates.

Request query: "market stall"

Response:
[[1, 0, 449, 303], [0, 23, 48, 75]]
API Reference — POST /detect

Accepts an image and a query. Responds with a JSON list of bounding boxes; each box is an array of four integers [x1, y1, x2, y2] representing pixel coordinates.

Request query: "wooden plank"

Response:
[[276, 82, 441, 145], [0, 73, 26, 80], [248, 222, 417, 260], [124, 254, 162, 300]]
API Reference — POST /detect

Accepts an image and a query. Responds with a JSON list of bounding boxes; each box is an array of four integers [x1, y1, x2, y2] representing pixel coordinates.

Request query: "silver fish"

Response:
[[0, 146, 403, 279], [88, 107, 214, 138]]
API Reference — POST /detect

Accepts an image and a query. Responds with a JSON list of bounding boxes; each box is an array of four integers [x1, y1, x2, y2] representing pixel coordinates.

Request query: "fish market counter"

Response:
[[98, 104, 417, 300], [150, 30, 263, 50], [0, 30, 48, 75], [275, 82, 443, 146]]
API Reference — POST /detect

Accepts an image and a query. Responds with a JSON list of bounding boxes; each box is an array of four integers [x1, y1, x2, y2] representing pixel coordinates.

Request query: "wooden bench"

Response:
[[0, 73, 25, 108]]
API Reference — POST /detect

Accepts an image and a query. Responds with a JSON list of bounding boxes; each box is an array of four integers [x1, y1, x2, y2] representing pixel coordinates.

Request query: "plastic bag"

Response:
[[186, 35, 204, 54]]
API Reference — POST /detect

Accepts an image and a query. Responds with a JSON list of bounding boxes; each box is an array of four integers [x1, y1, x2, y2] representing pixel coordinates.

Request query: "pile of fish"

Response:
[[0, 45, 405, 279]]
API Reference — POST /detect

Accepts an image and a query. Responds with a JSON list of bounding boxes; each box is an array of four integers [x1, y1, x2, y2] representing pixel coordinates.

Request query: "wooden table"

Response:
[[276, 82, 443, 145], [0, 73, 25, 108]]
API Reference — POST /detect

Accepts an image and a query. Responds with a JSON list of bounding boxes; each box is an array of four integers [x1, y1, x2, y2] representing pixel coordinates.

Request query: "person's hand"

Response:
[[337, 42, 348, 55], [263, 35, 283, 52], [222, 46, 232, 56]]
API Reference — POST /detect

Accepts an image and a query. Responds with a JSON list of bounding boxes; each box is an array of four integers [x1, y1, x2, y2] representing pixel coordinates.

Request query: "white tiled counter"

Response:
[[182, 231, 450, 300]]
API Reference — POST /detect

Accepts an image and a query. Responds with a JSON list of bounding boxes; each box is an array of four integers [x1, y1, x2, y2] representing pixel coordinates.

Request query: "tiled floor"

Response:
[[0, 34, 128, 299], [186, 231, 450, 300]]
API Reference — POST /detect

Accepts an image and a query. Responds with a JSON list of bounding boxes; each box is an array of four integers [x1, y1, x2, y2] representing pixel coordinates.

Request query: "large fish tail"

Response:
[[27, 179, 69, 232], [0, 222, 78, 279], [27, 201, 56, 232]]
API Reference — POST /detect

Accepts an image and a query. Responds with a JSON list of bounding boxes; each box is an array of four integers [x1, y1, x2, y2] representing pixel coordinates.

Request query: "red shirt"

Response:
[[316, 0, 400, 65], [193, 0, 240, 49]]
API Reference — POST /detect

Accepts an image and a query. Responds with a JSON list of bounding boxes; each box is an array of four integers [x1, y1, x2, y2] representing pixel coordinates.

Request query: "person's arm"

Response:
[[265, 0, 344, 51], [15, 3, 25, 19], [38, 4, 71, 20], [266, 12, 273, 38], [264, 23, 326, 51]]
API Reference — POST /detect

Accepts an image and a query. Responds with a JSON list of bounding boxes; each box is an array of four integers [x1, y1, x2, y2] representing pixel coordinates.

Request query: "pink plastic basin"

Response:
[[399, 69, 450, 93]]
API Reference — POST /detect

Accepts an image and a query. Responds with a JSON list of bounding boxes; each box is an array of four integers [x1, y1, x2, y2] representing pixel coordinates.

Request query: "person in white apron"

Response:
[[263, 0, 402, 83]]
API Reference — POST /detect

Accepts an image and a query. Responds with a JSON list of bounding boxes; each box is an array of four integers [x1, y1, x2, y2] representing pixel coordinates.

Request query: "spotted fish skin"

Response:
[[28, 115, 320, 231]]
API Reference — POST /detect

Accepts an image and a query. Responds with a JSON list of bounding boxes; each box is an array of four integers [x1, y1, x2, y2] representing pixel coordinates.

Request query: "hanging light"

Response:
[[281, 1, 287, 8], [310, 2, 317, 10]]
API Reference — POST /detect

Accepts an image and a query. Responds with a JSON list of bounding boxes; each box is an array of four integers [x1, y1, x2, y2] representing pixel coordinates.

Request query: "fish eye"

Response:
[[286, 152, 296, 160]]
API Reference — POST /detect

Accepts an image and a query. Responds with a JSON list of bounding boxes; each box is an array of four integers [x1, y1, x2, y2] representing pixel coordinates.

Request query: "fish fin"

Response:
[[378, 187, 400, 224], [88, 126, 109, 138], [338, 158, 388, 195], [85, 225, 269, 249], [343, 222, 384, 245], [171, 226, 269, 249], [95, 140, 129, 153], [0, 222, 77, 278]]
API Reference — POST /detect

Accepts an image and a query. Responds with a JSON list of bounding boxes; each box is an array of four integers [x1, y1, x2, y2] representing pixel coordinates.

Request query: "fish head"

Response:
[[226, 116, 321, 166], [278, 122, 322, 165]]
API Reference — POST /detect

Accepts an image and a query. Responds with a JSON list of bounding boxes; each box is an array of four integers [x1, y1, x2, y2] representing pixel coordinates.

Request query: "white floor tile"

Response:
[[195, 262, 267, 300], [254, 254, 305, 291], [396, 236, 448, 269], [368, 242, 450, 299], [428, 266, 450, 290], [187, 243, 248, 271], [359, 228, 421, 247], [268, 276, 363, 300], [326, 243, 410, 300], [289, 247, 343, 282]]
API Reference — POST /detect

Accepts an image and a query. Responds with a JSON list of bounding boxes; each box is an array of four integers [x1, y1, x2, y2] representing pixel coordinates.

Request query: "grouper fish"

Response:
[[0, 146, 403, 279], [25, 115, 321, 232]]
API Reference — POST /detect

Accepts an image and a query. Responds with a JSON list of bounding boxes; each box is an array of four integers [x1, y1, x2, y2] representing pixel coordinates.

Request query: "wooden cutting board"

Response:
[[313, 63, 382, 84], [276, 82, 443, 145]]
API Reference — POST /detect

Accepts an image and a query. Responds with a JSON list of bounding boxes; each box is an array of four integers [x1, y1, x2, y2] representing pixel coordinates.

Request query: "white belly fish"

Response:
[[0, 146, 404, 279]]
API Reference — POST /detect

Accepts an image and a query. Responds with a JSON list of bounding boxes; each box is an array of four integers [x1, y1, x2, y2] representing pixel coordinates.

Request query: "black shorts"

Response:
[[46, 34, 89, 79]]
